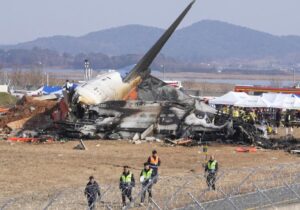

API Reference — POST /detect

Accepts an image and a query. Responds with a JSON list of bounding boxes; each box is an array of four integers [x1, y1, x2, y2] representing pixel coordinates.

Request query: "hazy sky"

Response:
[[1, 0, 300, 45]]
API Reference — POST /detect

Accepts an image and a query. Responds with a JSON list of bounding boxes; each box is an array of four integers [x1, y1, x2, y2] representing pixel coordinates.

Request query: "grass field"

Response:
[[0, 92, 17, 107]]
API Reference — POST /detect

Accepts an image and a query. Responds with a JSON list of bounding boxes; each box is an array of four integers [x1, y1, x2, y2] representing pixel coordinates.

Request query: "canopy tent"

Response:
[[209, 92, 300, 109], [235, 95, 270, 108], [271, 95, 300, 109], [261, 93, 291, 104], [209, 91, 249, 105]]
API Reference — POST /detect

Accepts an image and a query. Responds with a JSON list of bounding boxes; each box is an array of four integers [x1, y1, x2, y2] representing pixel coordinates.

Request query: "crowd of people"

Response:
[[216, 105, 300, 136]]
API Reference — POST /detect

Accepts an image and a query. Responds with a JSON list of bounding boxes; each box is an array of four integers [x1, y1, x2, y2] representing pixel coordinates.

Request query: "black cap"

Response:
[[89, 176, 94, 180]]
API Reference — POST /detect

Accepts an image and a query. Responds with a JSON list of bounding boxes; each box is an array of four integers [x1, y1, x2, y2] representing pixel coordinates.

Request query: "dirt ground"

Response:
[[1, 129, 299, 198]]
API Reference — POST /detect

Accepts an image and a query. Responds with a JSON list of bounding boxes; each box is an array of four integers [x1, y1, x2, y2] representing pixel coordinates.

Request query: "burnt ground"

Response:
[[0, 127, 299, 198]]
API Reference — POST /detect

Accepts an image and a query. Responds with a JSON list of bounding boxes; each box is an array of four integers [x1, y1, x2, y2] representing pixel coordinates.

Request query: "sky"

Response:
[[1, 0, 300, 45]]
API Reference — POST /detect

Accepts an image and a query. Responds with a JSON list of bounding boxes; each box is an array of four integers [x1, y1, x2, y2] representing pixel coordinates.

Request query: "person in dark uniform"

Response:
[[275, 109, 282, 134], [140, 163, 154, 206], [147, 150, 161, 182], [119, 166, 135, 208], [205, 155, 218, 190], [84, 176, 101, 210]]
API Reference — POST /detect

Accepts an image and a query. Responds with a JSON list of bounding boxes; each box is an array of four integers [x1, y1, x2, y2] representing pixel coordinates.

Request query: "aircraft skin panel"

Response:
[[73, 1, 196, 106], [76, 71, 123, 104], [76, 72, 143, 105]]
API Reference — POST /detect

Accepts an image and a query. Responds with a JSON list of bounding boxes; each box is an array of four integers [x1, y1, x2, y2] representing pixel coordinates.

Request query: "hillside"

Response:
[[2, 20, 300, 62]]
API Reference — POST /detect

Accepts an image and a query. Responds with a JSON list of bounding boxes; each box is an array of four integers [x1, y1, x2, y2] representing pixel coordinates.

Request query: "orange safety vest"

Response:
[[150, 156, 159, 166]]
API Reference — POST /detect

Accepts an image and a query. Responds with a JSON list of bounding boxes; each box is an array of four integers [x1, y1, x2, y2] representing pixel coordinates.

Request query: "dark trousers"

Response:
[[150, 167, 159, 183], [141, 184, 152, 203], [121, 188, 132, 205], [87, 198, 96, 210], [206, 172, 216, 190]]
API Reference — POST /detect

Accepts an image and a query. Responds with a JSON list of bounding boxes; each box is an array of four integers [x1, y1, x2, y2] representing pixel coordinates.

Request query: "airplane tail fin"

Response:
[[124, 0, 196, 83]]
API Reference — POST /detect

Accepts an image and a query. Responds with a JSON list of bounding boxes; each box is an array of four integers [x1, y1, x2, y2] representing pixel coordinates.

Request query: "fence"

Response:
[[1, 163, 300, 210]]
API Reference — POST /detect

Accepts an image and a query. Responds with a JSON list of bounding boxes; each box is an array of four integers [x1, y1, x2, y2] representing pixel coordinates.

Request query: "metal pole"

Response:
[[187, 192, 205, 210]]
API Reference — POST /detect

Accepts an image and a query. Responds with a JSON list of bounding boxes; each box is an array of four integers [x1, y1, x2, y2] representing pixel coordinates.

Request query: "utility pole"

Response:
[[46, 73, 49, 86], [84, 59, 92, 80]]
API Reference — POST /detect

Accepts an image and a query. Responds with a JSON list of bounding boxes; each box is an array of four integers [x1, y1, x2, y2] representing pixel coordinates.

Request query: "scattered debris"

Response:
[[74, 139, 87, 150], [141, 125, 154, 140], [132, 133, 140, 141], [290, 150, 300, 155], [132, 140, 142, 145], [0, 96, 58, 130], [6, 117, 32, 130], [7, 136, 54, 143], [235, 147, 257, 153], [164, 138, 193, 146], [145, 136, 156, 142]]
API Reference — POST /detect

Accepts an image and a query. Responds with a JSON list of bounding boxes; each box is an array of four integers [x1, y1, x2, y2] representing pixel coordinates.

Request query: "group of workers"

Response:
[[84, 150, 161, 209], [220, 105, 297, 135], [84, 150, 218, 209], [221, 106, 257, 124]]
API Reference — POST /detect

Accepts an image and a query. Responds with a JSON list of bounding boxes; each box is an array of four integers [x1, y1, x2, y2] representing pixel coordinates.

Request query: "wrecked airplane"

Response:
[[57, 0, 266, 144]]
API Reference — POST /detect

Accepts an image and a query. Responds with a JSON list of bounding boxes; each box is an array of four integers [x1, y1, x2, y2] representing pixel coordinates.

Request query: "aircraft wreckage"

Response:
[[57, 0, 267, 145]]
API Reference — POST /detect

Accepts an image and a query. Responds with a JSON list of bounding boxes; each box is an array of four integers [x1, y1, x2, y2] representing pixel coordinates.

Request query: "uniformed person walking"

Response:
[[84, 176, 101, 210], [140, 163, 154, 205], [205, 155, 218, 190], [119, 166, 135, 208], [147, 150, 161, 182]]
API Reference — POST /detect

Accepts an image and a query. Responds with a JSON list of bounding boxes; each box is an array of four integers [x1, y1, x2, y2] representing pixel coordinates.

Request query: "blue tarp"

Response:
[[42, 86, 62, 94]]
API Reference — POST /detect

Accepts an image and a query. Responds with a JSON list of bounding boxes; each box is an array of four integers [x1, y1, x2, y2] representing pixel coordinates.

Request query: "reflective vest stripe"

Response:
[[121, 173, 132, 183], [142, 169, 153, 180], [233, 110, 239, 117], [150, 156, 159, 165], [208, 160, 217, 170]]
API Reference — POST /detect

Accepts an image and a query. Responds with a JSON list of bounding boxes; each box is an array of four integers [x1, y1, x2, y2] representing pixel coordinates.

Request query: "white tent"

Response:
[[235, 95, 270, 108], [261, 93, 300, 109], [209, 91, 249, 105], [272, 95, 300, 109], [262, 93, 291, 104]]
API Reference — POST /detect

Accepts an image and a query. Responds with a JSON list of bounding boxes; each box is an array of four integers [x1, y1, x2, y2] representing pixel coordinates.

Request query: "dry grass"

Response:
[[0, 134, 298, 198]]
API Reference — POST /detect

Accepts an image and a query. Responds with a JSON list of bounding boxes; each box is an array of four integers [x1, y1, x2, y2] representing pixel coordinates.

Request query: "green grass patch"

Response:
[[0, 92, 17, 106]]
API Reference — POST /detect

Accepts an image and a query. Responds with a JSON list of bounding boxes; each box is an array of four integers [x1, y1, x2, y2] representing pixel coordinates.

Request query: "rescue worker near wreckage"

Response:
[[119, 166, 135, 208], [205, 155, 218, 190], [147, 150, 161, 182], [84, 176, 101, 210], [140, 162, 154, 206]]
